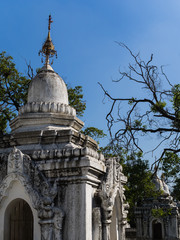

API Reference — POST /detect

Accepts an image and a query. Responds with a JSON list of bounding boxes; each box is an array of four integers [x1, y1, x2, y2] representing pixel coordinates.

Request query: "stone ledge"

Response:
[[0, 130, 99, 152], [10, 112, 84, 132], [32, 147, 104, 162], [38, 163, 105, 186]]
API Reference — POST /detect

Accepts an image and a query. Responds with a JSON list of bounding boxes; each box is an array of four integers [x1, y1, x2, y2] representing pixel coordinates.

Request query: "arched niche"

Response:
[[149, 218, 164, 240], [0, 180, 41, 240], [110, 193, 123, 240], [4, 198, 33, 240], [152, 220, 163, 240]]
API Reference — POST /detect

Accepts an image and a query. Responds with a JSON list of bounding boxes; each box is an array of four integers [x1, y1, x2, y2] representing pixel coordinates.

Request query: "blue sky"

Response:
[[1, 0, 180, 160]]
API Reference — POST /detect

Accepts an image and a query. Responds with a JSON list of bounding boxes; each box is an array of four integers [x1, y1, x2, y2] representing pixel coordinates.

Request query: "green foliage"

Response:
[[123, 152, 159, 227], [151, 208, 172, 218], [151, 101, 166, 113], [0, 52, 30, 133], [160, 152, 180, 182], [128, 98, 136, 105], [133, 120, 142, 128], [68, 86, 86, 117], [142, 125, 147, 132], [160, 152, 180, 201], [172, 84, 180, 112], [172, 84, 180, 128], [172, 178, 180, 201], [100, 143, 126, 164], [81, 127, 106, 144]]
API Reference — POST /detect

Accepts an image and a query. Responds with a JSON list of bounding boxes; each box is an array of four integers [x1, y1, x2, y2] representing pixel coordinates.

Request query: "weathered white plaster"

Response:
[[28, 68, 68, 104], [0, 180, 41, 240], [10, 112, 84, 133], [62, 183, 93, 240]]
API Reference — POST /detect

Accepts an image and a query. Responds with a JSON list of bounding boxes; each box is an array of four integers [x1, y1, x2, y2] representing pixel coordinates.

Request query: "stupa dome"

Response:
[[28, 64, 68, 105]]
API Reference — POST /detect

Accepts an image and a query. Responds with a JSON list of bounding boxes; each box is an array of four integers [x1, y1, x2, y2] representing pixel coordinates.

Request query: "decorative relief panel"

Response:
[[32, 146, 104, 162], [19, 102, 76, 116], [96, 157, 128, 240], [0, 147, 64, 240]]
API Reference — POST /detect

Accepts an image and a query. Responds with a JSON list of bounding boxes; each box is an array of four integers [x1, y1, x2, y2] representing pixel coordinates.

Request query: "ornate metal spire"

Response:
[[39, 15, 57, 67]]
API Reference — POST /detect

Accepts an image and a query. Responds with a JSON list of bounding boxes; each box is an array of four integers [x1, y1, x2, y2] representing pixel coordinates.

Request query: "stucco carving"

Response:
[[0, 154, 8, 182], [39, 221, 54, 240], [32, 146, 104, 162], [96, 158, 128, 240], [97, 158, 124, 220], [19, 102, 76, 116], [54, 207, 64, 240], [0, 147, 65, 240]]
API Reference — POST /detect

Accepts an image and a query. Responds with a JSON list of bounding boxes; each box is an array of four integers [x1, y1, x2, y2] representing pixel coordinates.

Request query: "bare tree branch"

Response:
[[99, 43, 180, 167]]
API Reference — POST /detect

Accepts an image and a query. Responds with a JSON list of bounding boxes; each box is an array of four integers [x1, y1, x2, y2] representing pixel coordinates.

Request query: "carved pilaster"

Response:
[[102, 220, 111, 240], [92, 207, 102, 240], [96, 157, 128, 240], [39, 220, 54, 240], [53, 207, 64, 240]]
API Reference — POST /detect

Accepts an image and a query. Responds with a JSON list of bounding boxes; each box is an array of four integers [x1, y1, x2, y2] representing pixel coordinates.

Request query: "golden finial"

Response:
[[39, 15, 57, 67], [48, 14, 53, 31]]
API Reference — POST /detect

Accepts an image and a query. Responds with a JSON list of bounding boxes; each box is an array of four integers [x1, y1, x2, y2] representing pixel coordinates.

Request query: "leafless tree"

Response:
[[99, 43, 180, 167]]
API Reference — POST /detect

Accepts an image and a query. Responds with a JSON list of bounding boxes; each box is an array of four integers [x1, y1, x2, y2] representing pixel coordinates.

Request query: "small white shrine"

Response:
[[135, 173, 180, 240], [0, 15, 128, 240]]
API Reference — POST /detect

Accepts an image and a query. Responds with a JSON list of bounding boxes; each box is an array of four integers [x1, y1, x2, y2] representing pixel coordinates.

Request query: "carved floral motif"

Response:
[[19, 102, 76, 116], [0, 147, 64, 240], [96, 157, 128, 240]]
